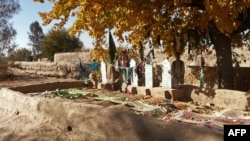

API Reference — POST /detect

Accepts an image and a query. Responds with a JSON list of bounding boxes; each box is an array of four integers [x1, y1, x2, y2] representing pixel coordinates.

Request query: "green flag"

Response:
[[109, 31, 116, 63], [139, 41, 144, 61]]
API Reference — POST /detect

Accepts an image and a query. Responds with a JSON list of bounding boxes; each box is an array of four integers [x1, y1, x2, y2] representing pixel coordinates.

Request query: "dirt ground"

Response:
[[0, 75, 225, 141]]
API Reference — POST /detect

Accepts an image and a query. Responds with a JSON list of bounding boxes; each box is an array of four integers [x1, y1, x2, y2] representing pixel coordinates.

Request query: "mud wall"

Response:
[[9, 52, 91, 79], [10, 81, 85, 93], [151, 61, 250, 91], [0, 65, 8, 80], [54, 51, 91, 63], [186, 66, 250, 91], [10, 61, 80, 78]]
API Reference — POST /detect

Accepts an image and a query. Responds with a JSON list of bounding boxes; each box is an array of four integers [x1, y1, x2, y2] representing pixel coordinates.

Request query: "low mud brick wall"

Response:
[[10, 80, 85, 93]]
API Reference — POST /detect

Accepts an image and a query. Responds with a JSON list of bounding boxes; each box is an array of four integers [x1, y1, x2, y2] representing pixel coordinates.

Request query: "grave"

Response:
[[130, 59, 138, 86], [98, 62, 121, 91], [101, 61, 107, 83], [162, 59, 172, 88], [145, 63, 153, 88]]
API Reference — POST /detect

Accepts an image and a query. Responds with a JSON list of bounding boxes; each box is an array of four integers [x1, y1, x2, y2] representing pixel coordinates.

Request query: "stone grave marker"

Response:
[[162, 59, 172, 88], [101, 61, 107, 83], [145, 62, 153, 88], [130, 59, 138, 86]]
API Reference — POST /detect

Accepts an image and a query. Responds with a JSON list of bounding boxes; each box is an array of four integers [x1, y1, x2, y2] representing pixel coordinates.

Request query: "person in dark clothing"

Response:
[[171, 52, 185, 88]]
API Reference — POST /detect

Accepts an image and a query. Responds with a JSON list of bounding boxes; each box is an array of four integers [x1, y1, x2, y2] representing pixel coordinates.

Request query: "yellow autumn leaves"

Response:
[[204, 0, 250, 36], [90, 47, 109, 62], [34, 0, 250, 56]]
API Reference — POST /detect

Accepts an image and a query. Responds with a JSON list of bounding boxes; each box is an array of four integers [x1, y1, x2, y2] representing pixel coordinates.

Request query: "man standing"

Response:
[[171, 52, 185, 88]]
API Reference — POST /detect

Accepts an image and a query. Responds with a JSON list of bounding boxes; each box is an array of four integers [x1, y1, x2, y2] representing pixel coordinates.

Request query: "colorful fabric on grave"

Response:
[[79, 60, 85, 73], [170, 111, 222, 132], [94, 95, 126, 104], [119, 66, 131, 81], [119, 50, 129, 67], [168, 111, 250, 133], [87, 61, 99, 71], [52, 88, 92, 99], [101, 58, 144, 83], [83, 73, 89, 84], [136, 61, 143, 79], [78, 60, 88, 84]]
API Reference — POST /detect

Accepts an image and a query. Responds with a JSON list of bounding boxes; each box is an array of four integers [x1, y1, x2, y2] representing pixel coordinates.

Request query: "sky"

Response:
[[10, 0, 94, 50]]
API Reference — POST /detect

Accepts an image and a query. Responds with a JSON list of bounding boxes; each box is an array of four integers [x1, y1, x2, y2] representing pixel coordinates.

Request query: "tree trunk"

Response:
[[209, 25, 234, 89]]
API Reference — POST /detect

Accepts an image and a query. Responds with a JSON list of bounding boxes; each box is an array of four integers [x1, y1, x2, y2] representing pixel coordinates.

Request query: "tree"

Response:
[[0, 0, 20, 27], [28, 21, 44, 60], [0, 24, 17, 58], [34, 0, 250, 90], [9, 48, 32, 61], [0, 0, 20, 60], [42, 28, 83, 61]]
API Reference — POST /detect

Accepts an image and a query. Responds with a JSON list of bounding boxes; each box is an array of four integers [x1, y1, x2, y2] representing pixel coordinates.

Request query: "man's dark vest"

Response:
[[173, 60, 184, 72]]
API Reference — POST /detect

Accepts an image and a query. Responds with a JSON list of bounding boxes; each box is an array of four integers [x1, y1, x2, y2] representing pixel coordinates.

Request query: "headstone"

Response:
[[130, 59, 138, 86], [101, 61, 107, 83], [162, 59, 172, 88], [145, 64, 153, 88]]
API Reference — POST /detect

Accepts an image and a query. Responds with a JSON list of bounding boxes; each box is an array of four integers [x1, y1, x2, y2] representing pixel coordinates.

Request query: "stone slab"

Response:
[[97, 81, 122, 91], [183, 85, 250, 110], [127, 85, 250, 110], [127, 85, 184, 101]]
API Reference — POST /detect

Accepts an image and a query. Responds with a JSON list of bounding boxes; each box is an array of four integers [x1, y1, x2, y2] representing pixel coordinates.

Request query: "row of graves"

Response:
[[78, 50, 181, 100], [58, 51, 250, 134]]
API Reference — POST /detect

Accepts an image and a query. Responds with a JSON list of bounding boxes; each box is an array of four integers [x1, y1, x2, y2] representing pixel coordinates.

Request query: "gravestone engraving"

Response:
[[145, 64, 153, 88], [162, 59, 172, 88], [101, 61, 107, 83], [130, 59, 138, 86]]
